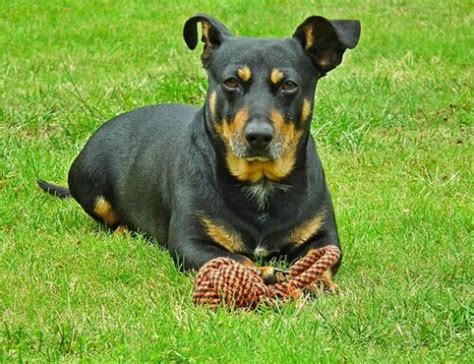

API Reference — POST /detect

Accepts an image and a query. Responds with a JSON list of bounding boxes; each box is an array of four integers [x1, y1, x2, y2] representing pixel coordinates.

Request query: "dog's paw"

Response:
[[256, 266, 290, 284], [306, 271, 340, 294], [114, 225, 129, 235]]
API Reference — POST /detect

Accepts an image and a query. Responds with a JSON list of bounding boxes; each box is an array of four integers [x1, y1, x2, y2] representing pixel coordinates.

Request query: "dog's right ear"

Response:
[[293, 16, 361, 76], [183, 14, 233, 66]]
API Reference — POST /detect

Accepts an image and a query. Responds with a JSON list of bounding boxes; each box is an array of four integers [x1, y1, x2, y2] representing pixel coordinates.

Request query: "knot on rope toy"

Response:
[[193, 245, 341, 309]]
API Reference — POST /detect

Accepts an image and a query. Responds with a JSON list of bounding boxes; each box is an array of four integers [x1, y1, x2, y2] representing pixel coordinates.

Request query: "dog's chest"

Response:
[[241, 180, 290, 213], [240, 180, 295, 258]]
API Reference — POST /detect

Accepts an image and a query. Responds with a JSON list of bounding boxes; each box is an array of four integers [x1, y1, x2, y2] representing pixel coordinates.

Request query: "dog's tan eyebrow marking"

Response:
[[200, 217, 246, 253], [94, 196, 120, 227], [286, 212, 325, 247], [301, 98, 312, 123], [270, 69, 284, 84], [237, 66, 252, 81]]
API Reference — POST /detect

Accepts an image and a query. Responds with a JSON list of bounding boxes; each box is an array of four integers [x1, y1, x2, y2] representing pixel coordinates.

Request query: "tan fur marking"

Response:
[[287, 213, 325, 247], [115, 225, 129, 235], [304, 25, 314, 49], [301, 98, 312, 124], [270, 69, 284, 84], [200, 22, 214, 61], [308, 268, 339, 293], [256, 266, 289, 283], [237, 66, 252, 82], [257, 266, 274, 280], [215, 108, 249, 146], [226, 153, 295, 183], [208, 91, 217, 121], [301, 249, 340, 292], [201, 217, 246, 253], [202, 22, 210, 44], [318, 50, 336, 69], [94, 197, 119, 226], [225, 110, 303, 182], [241, 257, 256, 268]]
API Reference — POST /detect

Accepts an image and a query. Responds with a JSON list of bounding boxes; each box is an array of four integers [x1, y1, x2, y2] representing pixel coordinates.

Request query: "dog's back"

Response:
[[68, 104, 198, 240]]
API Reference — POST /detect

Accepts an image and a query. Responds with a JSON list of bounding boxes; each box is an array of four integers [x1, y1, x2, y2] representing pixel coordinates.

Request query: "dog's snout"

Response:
[[244, 121, 274, 149]]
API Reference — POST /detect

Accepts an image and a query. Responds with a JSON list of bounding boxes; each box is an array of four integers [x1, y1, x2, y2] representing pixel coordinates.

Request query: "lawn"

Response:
[[0, 0, 472, 362]]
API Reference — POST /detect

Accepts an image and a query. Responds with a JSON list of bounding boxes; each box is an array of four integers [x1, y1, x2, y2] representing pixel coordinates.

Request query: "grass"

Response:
[[1, 0, 472, 362]]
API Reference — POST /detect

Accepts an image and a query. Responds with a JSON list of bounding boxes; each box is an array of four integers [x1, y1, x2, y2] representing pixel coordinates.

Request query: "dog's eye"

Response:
[[223, 78, 239, 89], [282, 80, 298, 92]]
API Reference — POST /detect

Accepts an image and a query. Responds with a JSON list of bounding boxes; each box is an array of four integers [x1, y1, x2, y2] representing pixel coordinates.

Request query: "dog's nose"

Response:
[[244, 121, 274, 149]]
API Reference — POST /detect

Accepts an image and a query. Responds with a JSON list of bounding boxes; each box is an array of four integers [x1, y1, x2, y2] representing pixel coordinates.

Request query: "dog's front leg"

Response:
[[167, 212, 252, 271], [168, 237, 255, 272], [168, 226, 289, 285]]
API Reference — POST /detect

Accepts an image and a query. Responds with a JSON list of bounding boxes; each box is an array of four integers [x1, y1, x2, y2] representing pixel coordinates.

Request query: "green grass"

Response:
[[1, 0, 473, 362]]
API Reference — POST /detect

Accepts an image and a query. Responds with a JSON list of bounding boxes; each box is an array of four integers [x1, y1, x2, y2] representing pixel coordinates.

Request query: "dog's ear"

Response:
[[293, 16, 361, 76], [184, 14, 233, 65]]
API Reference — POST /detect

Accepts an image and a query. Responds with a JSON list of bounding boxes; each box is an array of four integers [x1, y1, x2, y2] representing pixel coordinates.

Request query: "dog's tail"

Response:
[[37, 179, 71, 199]]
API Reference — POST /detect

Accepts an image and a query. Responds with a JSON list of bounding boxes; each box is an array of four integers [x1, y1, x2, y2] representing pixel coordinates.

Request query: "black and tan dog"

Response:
[[38, 14, 360, 287]]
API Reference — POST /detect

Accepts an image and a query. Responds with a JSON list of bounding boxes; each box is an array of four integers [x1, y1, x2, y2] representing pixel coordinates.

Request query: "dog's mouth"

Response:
[[229, 138, 285, 162], [243, 149, 273, 161], [240, 150, 275, 162], [245, 156, 271, 162], [224, 135, 300, 182]]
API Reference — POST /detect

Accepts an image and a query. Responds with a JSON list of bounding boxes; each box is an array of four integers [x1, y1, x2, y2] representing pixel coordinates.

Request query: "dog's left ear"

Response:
[[183, 14, 233, 66], [293, 16, 361, 76]]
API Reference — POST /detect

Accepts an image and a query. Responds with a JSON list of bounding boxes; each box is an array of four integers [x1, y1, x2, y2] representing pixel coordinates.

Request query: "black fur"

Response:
[[37, 179, 71, 199], [38, 14, 361, 282]]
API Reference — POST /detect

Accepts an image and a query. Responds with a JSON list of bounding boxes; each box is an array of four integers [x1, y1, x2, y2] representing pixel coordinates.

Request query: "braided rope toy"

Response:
[[193, 245, 341, 309]]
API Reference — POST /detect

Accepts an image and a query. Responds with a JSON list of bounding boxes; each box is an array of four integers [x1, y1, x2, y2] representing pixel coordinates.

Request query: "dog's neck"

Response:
[[241, 179, 291, 212]]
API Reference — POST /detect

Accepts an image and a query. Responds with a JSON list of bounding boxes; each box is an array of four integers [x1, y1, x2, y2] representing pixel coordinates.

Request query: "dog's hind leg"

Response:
[[91, 196, 122, 229]]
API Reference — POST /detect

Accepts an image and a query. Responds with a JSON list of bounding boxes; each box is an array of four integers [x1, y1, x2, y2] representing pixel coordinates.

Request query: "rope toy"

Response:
[[193, 245, 341, 309]]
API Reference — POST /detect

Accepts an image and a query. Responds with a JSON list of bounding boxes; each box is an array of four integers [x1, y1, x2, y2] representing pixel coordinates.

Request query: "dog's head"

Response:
[[184, 14, 360, 183]]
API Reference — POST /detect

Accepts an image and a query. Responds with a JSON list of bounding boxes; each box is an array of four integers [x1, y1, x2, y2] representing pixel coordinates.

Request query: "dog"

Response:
[[38, 14, 361, 287]]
